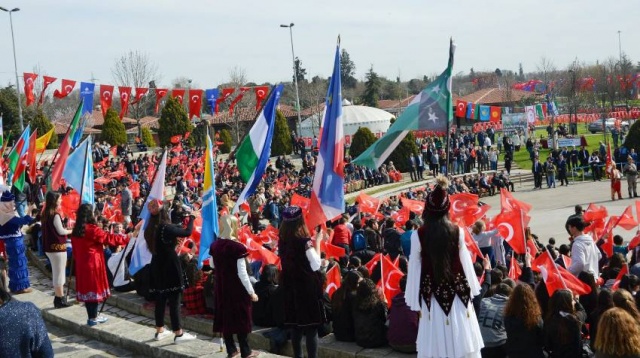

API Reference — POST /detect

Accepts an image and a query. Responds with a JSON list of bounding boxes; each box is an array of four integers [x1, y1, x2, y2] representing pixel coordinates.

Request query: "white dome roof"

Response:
[[299, 105, 394, 138]]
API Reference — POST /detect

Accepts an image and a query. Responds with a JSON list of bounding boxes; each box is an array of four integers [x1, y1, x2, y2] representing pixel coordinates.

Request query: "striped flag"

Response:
[[50, 101, 83, 190], [307, 39, 345, 228], [62, 136, 94, 205], [129, 151, 168, 276], [232, 84, 284, 213], [353, 39, 455, 169], [198, 133, 219, 268]]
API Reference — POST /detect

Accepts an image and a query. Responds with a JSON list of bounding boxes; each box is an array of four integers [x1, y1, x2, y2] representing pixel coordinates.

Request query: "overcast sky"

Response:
[[0, 0, 637, 90]]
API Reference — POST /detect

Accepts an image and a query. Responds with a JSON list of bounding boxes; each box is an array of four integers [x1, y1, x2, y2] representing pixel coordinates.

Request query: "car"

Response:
[[588, 118, 629, 134]]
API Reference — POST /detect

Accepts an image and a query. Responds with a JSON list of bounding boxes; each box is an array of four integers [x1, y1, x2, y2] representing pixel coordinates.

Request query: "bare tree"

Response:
[[111, 50, 160, 135], [536, 57, 557, 86]]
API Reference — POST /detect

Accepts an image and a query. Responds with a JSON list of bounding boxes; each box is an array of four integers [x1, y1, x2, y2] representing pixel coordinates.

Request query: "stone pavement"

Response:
[[46, 322, 142, 357]]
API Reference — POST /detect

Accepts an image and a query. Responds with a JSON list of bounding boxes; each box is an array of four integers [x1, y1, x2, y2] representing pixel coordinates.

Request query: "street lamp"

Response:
[[618, 30, 622, 63], [280, 23, 302, 136], [568, 69, 576, 135], [0, 6, 23, 131]]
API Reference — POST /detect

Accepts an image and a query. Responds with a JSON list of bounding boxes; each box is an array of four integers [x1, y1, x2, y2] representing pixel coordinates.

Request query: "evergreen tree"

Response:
[[271, 109, 292, 156], [294, 57, 307, 83], [340, 49, 357, 89], [0, 86, 21, 134], [28, 108, 58, 149], [623, 120, 640, 153], [387, 131, 419, 172], [101, 108, 127, 145], [191, 123, 208, 147], [349, 127, 377, 159], [361, 66, 381, 107], [158, 96, 193, 146], [141, 127, 156, 148], [218, 128, 232, 154]]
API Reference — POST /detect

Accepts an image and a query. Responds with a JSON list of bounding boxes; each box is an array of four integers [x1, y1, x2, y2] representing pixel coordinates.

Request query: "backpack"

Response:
[[352, 230, 366, 251]]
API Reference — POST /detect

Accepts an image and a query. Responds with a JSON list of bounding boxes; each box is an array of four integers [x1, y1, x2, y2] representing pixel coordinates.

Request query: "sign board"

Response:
[[501, 113, 529, 140], [557, 138, 582, 148]]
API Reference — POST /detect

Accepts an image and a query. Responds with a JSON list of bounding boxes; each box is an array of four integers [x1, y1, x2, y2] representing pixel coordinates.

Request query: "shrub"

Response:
[[349, 127, 377, 159], [386, 131, 419, 172], [141, 127, 156, 148], [218, 128, 232, 154], [101, 108, 127, 145], [158, 96, 193, 146], [271, 109, 292, 156]]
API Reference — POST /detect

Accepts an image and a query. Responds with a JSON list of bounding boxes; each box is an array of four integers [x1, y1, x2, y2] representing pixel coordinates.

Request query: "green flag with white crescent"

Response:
[[353, 39, 455, 170]]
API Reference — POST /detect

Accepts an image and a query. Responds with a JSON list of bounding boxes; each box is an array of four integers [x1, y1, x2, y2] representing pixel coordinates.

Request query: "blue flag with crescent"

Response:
[[80, 82, 95, 115], [205, 89, 219, 115]]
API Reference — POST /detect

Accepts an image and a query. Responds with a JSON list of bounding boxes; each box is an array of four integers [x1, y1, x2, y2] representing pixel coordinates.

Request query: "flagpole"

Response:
[[548, 250, 568, 290], [44, 100, 84, 191], [520, 208, 526, 257]]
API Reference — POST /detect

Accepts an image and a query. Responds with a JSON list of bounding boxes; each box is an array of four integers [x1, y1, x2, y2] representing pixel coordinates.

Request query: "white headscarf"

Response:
[[0, 201, 18, 226]]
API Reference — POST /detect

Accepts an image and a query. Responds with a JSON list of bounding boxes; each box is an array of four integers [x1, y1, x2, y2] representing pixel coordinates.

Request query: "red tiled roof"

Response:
[[455, 87, 540, 105], [378, 95, 416, 110]]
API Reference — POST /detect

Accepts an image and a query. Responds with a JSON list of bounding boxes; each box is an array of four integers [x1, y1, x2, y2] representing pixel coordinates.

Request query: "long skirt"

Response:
[[4, 237, 30, 292]]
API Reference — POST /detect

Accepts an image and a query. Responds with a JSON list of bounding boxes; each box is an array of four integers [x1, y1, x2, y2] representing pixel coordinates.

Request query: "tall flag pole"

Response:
[[129, 150, 168, 276], [353, 39, 455, 170], [307, 37, 345, 228], [198, 131, 219, 268], [232, 84, 284, 213], [445, 38, 455, 174]]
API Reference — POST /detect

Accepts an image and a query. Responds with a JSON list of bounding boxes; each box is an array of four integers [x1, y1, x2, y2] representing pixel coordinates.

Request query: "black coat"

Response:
[[149, 218, 194, 294], [352, 301, 388, 348], [504, 316, 545, 358], [543, 307, 586, 358], [331, 289, 357, 342], [252, 281, 278, 327]]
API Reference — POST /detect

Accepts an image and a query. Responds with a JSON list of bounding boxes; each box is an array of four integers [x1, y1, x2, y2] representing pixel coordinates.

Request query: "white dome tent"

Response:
[[299, 103, 394, 139]]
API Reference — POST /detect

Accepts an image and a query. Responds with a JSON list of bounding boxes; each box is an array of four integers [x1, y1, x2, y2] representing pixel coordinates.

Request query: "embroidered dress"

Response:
[[0, 216, 33, 292], [406, 228, 483, 358], [71, 224, 128, 302]]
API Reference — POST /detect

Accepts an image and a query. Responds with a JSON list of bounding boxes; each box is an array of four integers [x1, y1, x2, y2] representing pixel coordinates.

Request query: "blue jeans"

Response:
[[546, 174, 556, 188]]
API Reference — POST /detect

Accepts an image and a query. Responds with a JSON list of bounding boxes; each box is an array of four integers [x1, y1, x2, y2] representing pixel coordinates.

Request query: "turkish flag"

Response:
[[500, 188, 532, 213], [463, 227, 483, 261], [458, 204, 491, 227], [377, 254, 403, 306], [215, 88, 235, 114], [365, 253, 383, 274], [39, 75, 57, 105], [290, 193, 310, 212], [508, 256, 522, 280], [257, 225, 279, 248], [400, 197, 424, 215], [53, 79, 76, 99], [533, 251, 591, 296], [616, 206, 638, 230], [118, 86, 132, 119], [23, 72, 38, 106], [245, 238, 280, 266], [132, 87, 148, 104], [583, 203, 609, 222], [635, 200, 640, 224], [154, 88, 169, 113], [321, 240, 346, 260], [391, 207, 411, 227], [601, 216, 617, 257], [629, 232, 640, 250], [60, 191, 81, 221], [129, 181, 140, 198], [229, 87, 250, 116], [237, 225, 254, 244], [612, 264, 629, 291], [188, 89, 203, 119], [254, 86, 269, 110], [494, 208, 527, 254], [490, 106, 502, 123], [455, 100, 467, 118], [100, 85, 114, 117], [172, 89, 186, 105], [450, 193, 479, 217], [325, 265, 342, 298], [356, 192, 380, 214], [170, 135, 183, 144]]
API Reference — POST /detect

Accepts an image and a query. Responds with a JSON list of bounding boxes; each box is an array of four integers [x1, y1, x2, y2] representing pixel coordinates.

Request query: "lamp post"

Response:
[[618, 30, 622, 63], [280, 23, 302, 136], [568, 69, 576, 135], [0, 6, 23, 131]]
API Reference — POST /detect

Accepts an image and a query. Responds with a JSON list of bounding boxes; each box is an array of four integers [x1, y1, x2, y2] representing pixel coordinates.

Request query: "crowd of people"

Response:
[[2, 126, 640, 357]]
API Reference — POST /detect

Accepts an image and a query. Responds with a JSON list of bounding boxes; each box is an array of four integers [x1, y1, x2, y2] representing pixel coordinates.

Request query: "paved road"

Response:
[[47, 323, 142, 357]]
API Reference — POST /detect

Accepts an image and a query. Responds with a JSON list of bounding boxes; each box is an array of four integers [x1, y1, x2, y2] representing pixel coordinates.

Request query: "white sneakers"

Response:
[[174, 332, 197, 344], [154, 330, 172, 341]]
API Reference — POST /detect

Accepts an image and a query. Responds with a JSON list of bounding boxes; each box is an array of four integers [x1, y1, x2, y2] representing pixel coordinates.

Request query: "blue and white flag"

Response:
[[205, 89, 219, 115], [80, 82, 95, 115], [197, 134, 219, 268], [129, 151, 168, 276], [62, 136, 94, 205]]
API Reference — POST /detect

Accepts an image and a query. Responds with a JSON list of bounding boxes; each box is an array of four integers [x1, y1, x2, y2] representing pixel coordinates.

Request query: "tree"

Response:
[[518, 63, 524, 81], [349, 127, 377, 159], [190, 123, 208, 148], [140, 127, 156, 148], [341, 49, 357, 89], [158, 97, 193, 146], [382, 79, 403, 100], [218, 128, 232, 154], [271, 110, 292, 156], [111, 50, 159, 135], [387, 131, 419, 173], [101, 108, 127, 145], [361, 66, 381, 107], [294, 57, 307, 83], [27, 108, 57, 149], [623, 120, 640, 153], [0, 86, 21, 134], [407, 78, 426, 94]]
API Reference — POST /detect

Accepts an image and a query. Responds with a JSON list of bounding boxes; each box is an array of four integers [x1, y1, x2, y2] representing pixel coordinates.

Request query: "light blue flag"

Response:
[[197, 133, 219, 268], [129, 151, 167, 276], [62, 136, 94, 205]]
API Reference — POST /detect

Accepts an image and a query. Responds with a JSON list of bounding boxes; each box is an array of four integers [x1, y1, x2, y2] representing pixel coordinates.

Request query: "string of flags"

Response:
[[21, 72, 271, 120], [455, 100, 502, 122]]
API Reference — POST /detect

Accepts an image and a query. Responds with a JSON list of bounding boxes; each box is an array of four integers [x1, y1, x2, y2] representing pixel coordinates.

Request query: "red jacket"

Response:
[[331, 224, 352, 246]]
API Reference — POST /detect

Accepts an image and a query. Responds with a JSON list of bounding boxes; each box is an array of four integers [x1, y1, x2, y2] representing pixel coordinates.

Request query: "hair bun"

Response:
[[434, 175, 450, 190]]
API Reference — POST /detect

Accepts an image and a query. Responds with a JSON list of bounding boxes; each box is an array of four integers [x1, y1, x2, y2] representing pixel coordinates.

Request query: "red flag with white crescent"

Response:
[[229, 87, 250, 116], [254, 86, 269, 110], [23, 73, 38, 106], [188, 89, 203, 119], [325, 265, 341, 298], [118, 86, 132, 119], [400, 197, 424, 215], [215, 88, 235, 114], [356, 192, 380, 214], [53, 79, 76, 99], [100, 85, 114, 117], [154, 88, 168, 113], [172, 89, 186, 105], [132, 87, 148, 104], [39, 75, 57, 105]]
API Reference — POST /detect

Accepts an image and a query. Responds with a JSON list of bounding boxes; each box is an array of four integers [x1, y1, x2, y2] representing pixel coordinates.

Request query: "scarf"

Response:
[[0, 201, 18, 226]]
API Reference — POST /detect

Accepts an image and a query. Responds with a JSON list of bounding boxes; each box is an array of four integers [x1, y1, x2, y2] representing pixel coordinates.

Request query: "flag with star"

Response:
[[353, 39, 455, 169]]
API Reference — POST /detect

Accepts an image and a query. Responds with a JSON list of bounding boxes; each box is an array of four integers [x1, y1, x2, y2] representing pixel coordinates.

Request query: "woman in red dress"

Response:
[[71, 203, 128, 326]]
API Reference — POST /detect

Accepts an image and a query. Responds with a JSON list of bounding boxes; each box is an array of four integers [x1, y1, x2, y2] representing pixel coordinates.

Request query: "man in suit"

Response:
[[579, 146, 590, 173], [532, 156, 544, 189]]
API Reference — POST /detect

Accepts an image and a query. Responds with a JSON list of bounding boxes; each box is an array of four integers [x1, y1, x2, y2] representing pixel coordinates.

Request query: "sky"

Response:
[[0, 0, 638, 90]]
